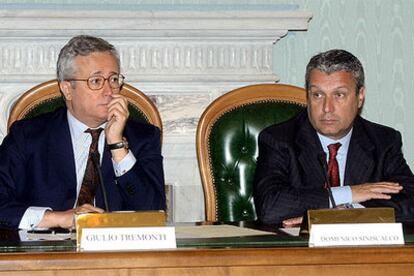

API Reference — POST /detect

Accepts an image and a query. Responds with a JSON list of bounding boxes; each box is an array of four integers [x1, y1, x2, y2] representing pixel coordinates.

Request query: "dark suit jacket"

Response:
[[254, 110, 414, 224], [0, 108, 165, 229]]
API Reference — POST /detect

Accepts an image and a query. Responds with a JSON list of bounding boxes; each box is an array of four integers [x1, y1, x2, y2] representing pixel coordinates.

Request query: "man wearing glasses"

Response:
[[0, 35, 165, 229]]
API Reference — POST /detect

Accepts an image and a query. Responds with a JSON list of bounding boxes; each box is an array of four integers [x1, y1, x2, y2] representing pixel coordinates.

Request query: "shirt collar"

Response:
[[317, 128, 353, 155], [67, 110, 106, 139]]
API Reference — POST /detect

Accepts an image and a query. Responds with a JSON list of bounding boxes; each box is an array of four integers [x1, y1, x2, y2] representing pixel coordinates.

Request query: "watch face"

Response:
[[122, 137, 129, 149]]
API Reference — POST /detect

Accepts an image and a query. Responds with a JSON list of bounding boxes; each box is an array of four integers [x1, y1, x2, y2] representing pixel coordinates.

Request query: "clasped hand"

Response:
[[38, 204, 104, 229]]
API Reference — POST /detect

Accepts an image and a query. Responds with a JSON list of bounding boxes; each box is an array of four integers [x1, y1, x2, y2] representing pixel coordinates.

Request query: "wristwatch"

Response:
[[107, 137, 129, 150]]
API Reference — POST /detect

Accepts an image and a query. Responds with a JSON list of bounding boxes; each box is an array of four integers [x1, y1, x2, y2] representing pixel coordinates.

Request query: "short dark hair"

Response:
[[57, 35, 120, 82], [305, 49, 364, 93]]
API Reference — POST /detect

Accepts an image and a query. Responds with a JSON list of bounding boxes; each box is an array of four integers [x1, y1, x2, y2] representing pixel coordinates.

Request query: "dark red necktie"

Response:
[[77, 128, 103, 206], [327, 143, 341, 187]]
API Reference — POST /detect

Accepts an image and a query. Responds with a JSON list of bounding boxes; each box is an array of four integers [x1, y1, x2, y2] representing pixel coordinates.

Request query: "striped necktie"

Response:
[[77, 128, 103, 206], [327, 143, 341, 187]]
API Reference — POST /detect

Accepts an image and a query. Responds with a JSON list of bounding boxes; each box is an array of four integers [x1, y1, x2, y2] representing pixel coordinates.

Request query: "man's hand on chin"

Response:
[[105, 94, 129, 163], [105, 94, 129, 144]]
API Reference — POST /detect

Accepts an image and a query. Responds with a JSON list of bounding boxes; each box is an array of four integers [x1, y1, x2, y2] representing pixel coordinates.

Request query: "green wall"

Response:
[[274, 0, 414, 167]]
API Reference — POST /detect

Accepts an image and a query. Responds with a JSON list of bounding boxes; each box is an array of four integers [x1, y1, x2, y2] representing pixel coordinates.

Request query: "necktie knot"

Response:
[[85, 128, 103, 142], [328, 142, 341, 159], [85, 128, 103, 154]]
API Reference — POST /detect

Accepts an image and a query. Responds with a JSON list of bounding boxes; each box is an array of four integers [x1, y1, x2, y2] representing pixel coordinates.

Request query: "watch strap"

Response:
[[107, 137, 128, 150]]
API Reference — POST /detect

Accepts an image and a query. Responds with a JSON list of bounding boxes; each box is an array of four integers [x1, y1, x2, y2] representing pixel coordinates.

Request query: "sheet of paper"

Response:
[[19, 229, 75, 241], [278, 227, 301, 236], [175, 224, 275, 239], [20, 225, 276, 240]]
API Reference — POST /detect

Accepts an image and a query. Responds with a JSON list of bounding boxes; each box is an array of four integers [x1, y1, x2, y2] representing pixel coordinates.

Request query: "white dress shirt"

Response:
[[317, 129, 364, 208], [317, 129, 360, 207]]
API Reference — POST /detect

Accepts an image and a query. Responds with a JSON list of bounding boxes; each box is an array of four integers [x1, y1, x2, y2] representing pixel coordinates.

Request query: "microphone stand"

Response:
[[318, 153, 337, 209], [91, 152, 110, 212], [300, 153, 339, 234]]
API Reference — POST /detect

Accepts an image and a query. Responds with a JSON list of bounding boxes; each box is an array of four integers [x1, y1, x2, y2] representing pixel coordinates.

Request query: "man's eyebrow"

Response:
[[308, 84, 321, 90], [309, 85, 350, 90], [89, 71, 119, 76], [89, 71, 103, 76], [333, 86, 351, 91]]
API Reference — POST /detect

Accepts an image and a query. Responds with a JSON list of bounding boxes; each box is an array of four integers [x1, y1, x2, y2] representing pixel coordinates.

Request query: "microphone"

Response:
[[91, 152, 110, 212], [318, 152, 337, 208]]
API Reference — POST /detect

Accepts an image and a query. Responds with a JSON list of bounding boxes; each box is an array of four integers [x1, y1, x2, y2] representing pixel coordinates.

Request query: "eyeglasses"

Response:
[[66, 73, 125, 90]]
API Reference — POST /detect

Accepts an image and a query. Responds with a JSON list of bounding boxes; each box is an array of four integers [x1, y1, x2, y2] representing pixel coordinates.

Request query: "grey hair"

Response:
[[305, 49, 365, 93], [57, 35, 120, 82]]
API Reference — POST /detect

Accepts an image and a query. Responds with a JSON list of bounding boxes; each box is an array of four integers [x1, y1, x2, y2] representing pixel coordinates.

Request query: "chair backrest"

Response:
[[196, 84, 307, 222], [8, 80, 162, 138]]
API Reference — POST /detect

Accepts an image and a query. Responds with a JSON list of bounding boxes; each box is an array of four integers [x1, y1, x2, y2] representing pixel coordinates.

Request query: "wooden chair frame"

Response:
[[8, 80, 162, 138], [196, 84, 307, 221]]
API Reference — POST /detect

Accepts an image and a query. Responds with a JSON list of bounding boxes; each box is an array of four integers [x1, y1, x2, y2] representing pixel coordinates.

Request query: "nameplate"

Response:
[[75, 211, 166, 247], [79, 227, 176, 251], [309, 223, 404, 247], [301, 207, 395, 234]]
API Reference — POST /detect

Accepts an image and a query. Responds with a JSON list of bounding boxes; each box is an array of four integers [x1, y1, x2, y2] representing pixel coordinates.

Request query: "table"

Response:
[[1, 246, 414, 275], [1, 223, 414, 275]]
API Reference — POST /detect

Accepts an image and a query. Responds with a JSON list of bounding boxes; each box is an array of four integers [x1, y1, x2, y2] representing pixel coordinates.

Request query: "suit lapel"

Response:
[[344, 117, 375, 186], [47, 109, 77, 196], [295, 115, 326, 187]]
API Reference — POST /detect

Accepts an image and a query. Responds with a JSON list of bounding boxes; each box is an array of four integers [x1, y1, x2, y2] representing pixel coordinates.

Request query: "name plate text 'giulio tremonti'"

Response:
[[80, 227, 176, 251]]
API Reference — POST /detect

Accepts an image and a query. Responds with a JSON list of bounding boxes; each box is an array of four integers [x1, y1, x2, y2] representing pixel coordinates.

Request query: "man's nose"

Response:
[[102, 79, 114, 96], [323, 96, 334, 113]]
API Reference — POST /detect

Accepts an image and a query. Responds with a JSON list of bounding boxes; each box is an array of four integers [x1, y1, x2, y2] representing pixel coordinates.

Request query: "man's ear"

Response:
[[357, 86, 365, 108], [59, 81, 72, 101]]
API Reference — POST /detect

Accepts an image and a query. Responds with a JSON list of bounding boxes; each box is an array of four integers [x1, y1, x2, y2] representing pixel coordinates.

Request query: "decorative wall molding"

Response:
[[0, 9, 311, 36], [0, 6, 312, 222], [0, 41, 278, 82]]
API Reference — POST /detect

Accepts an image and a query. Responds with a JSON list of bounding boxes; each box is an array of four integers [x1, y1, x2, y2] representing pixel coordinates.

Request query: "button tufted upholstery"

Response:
[[197, 84, 306, 222], [8, 80, 162, 140]]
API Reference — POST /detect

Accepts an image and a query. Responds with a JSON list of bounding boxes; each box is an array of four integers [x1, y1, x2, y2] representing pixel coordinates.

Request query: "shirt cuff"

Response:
[[330, 186, 352, 207], [112, 150, 136, 177], [18, 206, 52, 230], [351, 203, 366, 208]]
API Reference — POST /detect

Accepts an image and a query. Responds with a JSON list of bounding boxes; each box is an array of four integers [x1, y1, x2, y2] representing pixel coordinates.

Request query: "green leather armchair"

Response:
[[8, 80, 162, 139], [196, 84, 307, 222]]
